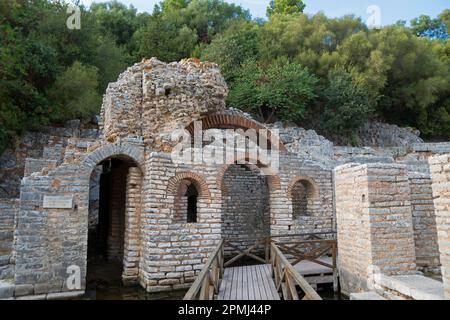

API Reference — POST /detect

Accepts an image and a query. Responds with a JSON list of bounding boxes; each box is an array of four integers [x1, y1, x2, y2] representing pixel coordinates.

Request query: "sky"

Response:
[[78, 0, 449, 25]]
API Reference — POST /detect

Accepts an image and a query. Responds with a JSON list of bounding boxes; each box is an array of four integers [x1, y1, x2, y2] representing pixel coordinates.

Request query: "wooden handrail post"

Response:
[[184, 239, 224, 300], [270, 242, 322, 300], [265, 237, 271, 263], [332, 241, 338, 292]]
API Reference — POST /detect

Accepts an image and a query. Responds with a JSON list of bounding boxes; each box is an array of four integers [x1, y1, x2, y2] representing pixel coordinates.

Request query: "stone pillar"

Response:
[[429, 154, 450, 299], [408, 172, 440, 270], [122, 167, 142, 285], [334, 163, 416, 295]]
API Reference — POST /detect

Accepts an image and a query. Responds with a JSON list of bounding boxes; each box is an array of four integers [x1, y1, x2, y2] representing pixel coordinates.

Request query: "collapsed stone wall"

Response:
[[358, 121, 423, 148], [101, 58, 228, 152], [0, 120, 100, 200]]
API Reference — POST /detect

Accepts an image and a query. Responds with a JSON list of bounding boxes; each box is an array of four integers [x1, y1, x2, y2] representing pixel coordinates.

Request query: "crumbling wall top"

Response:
[[100, 58, 228, 151]]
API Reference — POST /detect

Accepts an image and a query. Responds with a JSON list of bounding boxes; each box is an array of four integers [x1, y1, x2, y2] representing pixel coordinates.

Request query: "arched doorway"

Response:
[[86, 155, 143, 295], [220, 163, 271, 263]]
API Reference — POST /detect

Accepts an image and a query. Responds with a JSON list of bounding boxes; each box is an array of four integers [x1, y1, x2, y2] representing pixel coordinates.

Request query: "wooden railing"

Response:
[[184, 232, 337, 300], [272, 236, 338, 292], [183, 239, 224, 300], [223, 238, 269, 267], [270, 242, 322, 300]]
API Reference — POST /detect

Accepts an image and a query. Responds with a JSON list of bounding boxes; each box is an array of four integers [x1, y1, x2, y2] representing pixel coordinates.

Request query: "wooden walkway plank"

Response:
[[217, 264, 280, 300], [262, 264, 281, 300], [259, 264, 276, 300], [255, 264, 269, 300]]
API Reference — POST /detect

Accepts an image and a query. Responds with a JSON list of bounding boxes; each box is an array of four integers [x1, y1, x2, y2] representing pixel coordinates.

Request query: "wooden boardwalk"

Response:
[[217, 264, 280, 300]]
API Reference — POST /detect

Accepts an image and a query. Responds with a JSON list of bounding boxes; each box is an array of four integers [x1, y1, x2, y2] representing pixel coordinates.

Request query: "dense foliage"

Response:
[[0, 0, 449, 152]]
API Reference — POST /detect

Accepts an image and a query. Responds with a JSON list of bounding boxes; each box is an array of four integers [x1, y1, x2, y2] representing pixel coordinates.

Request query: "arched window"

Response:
[[174, 179, 200, 223], [292, 181, 309, 218], [186, 183, 198, 223], [288, 177, 319, 221], [167, 172, 210, 224]]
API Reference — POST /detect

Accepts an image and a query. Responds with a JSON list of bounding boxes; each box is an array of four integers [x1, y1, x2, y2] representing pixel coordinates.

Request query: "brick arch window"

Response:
[[180, 181, 199, 223], [287, 177, 319, 220], [167, 172, 211, 223]]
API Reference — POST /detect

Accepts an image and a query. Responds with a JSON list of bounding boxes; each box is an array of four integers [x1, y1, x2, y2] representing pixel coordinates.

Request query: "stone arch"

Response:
[[185, 113, 287, 152], [167, 172, 211, 224], [286, 176, 320, 199], [167, 172, 211, 200], [216, 152, 281, 197], [287, 176, 320, 220], [82, 142, 145, 285], [81, 142, 145, 175]]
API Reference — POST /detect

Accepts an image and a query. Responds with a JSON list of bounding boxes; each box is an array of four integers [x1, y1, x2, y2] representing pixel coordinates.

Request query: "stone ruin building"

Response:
[[0, 58, 449, 300]]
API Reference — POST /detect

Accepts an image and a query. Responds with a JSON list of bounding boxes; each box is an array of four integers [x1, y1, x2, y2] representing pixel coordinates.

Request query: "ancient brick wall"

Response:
[[276, 155, 334, 235], [12, 142, 145, 298], [122, 167, 143, 284], [334, 164, 372, 295], [221, 164, 270, 252], [0, 199, 18, 280], [139, 153, 222, 292], [101, 58, 228, 152], [335, 163, 417, 295], [429, 154, 450, 299], [408, 172, 440, 269]]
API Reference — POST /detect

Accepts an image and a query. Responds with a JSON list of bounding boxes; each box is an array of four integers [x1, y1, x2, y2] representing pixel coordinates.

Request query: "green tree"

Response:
[[267, 0, 306, 17], [48, 61, 102, 121], [227, 59, 318, 122], [201, 20, 260, 82], [132, 0, 250, 61], [410, 9, 450, 39], [321, 69, 376, 138], [90, 1, 142, 47]]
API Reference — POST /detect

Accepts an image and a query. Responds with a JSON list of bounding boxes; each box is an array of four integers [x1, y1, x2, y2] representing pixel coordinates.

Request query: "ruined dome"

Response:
[[100, 57, 228, 151]]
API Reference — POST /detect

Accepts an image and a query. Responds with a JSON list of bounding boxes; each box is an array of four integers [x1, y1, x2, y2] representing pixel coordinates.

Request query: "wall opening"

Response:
[[290, 179, 318, 221], [87, 156, 141, 293], [174, 179, 200, 223], [221, 163, 270, 263]]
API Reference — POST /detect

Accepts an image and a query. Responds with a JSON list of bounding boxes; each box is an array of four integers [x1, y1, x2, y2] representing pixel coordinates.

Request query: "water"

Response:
[[81, 257, 186, 300], [81, 257, 344, 300]]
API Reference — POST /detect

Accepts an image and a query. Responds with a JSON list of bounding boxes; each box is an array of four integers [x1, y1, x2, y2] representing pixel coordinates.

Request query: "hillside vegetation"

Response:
[[1, 0, 449, 152]]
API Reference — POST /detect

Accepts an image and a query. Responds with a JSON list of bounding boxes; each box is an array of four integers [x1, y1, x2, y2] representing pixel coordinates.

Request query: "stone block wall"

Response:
[[277, 155, 334, 235], [429, 154, 450, 299], [335, 163, 417, 295], [334, 164, 372, 295], [0, 199, 18, 280], [408, 172, 440, 269], [122, 167, 143, 284], [221, 164, 270, 254], [139, 152, 222, 292], [107, 162, 129, 261], [14, 162, 90, 296], [11, 141, 145, 298]]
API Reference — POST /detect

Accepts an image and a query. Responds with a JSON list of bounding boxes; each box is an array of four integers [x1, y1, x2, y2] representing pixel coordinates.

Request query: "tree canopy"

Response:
[[0, 0, 449, 153]]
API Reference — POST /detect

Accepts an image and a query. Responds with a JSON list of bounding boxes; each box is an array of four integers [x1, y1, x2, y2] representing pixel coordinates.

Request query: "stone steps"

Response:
[[374, 274, 445, 300], [350, 291, 386, 300]]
